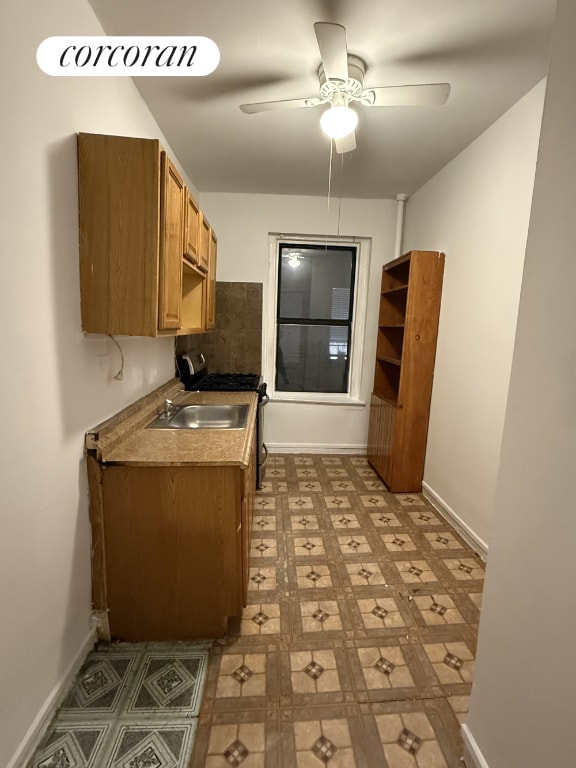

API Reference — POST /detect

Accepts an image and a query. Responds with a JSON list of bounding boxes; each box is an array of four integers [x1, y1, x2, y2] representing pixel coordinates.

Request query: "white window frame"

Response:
[[263, 232, 371, 404]]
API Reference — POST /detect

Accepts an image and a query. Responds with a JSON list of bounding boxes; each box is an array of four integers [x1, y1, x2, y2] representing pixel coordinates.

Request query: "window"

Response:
[[265, 234, 371, 403], [276, 243, 356, 393]]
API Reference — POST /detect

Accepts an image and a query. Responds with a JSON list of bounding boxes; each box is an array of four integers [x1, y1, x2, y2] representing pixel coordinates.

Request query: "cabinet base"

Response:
[[367, 456, 423, 494]]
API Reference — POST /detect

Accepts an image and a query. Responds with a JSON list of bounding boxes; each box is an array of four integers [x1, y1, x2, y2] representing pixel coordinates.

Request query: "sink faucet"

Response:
[[162, 399, 176, 418]]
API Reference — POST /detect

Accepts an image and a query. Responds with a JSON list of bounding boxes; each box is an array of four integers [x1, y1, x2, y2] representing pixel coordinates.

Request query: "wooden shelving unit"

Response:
[[367, 250, 445, 492]]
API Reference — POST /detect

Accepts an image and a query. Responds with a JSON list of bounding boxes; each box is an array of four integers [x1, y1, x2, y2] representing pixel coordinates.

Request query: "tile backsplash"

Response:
[[176, 282, 263, 374]]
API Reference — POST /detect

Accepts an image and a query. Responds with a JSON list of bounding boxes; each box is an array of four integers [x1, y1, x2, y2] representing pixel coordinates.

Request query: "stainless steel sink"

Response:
[[147, 403, 249, 430]]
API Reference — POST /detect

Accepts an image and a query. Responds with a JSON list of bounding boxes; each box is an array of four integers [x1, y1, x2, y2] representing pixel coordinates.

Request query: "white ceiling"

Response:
[[87, 0, 556, 199]]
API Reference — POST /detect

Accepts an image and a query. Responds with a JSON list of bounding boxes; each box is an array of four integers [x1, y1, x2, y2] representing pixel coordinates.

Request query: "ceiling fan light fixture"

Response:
[[320, 104, 358, 139]]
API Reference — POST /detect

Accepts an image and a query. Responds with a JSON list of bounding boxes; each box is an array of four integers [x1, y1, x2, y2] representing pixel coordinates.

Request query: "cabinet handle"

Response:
[[237, 523, 242, 532]]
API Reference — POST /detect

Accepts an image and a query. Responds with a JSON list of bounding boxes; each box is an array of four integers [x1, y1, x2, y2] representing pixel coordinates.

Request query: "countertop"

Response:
[[86, 379, 258, 467]]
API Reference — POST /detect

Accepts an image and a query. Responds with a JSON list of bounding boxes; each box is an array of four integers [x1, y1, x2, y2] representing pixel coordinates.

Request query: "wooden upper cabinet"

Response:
[[78, 133, 161, 336], [77, 133, 215, 337], [184, 190, 200, 266], [198, 213, 210, 273], [158, 154, 185, 330]]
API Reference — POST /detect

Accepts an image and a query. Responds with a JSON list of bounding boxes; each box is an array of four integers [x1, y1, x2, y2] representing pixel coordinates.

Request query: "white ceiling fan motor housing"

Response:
[[318, 54, 366, 103]]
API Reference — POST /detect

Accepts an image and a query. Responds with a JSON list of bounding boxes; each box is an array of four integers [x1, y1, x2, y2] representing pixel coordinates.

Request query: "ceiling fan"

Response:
[[240, 22, 451, 154]]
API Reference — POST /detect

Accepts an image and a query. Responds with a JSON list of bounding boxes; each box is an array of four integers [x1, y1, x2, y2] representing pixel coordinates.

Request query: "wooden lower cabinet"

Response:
[[368, 393, 430, 492], [367, 394, 398, 487], [89, 441, 256, 641]]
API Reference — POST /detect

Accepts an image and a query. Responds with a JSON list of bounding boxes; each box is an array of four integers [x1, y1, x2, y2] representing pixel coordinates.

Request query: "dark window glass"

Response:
[[276, 244, 356, 393]]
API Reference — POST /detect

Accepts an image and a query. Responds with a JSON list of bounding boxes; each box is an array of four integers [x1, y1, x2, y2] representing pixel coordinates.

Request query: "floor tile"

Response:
[[191, 710, 281, 768], [290, 536, 327, 558], [352, 595, 408, 632], [360, 494, 390, 508], [293, 563, 334, 589], [424, 531, 467, 550], [204, 721, 267, 767], [106, 722, 197, 768], [251, 537, 279, 560], [362, 698, 464, 768], [238, 601, 284, 637], [298, 600, 345, 634], [28, 724, 111, 768], [343, 561, 388, 587], [281, 705, 372, 768], [59, 653, 139, 716], [124, 646, 209, 717], [394, 559, 440, 584]]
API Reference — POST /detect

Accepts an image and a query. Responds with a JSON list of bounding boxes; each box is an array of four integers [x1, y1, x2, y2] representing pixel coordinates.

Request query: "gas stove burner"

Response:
[[176, 356, 262, 392], [196, 373, 261, 392]]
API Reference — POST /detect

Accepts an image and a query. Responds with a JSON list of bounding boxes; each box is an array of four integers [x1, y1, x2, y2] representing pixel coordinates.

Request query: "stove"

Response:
[[192, 372, 262, 392], [176, 355, 269, 488]]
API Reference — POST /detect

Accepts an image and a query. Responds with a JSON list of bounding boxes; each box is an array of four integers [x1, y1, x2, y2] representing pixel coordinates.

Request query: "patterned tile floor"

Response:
[[27, 643, 210, 768], [191, 454, 485, 767]]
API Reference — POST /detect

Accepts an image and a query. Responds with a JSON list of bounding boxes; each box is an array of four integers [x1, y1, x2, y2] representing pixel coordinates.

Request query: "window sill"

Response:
[[270, 394, 366, 407]]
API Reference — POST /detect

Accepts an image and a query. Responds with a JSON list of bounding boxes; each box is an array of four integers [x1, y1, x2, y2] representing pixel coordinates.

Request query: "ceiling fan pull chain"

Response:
[[337, 152, 344, 238], [325, 139, 334, 249]]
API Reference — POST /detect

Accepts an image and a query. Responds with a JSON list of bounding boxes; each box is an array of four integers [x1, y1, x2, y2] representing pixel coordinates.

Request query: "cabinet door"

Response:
[[205, 228, 217, 329], [158, 154, 185, 330], [184, 190, 200, 265], [198, 213, 210, 273], [367, 393, 398, 487], [102, 464, 240, 640], [78, 133, 161, 336]]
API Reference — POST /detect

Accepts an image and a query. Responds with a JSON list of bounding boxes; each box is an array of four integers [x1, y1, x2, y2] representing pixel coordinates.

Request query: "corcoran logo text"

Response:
[[37, 36, 220, 76]]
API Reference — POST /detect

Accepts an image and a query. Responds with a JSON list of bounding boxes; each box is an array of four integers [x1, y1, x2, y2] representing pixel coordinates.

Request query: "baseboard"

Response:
[[461, 724, 491, 768], [266, 443, 367, 454], [7, 627, 96, 768], [421, 482, 488, 561]]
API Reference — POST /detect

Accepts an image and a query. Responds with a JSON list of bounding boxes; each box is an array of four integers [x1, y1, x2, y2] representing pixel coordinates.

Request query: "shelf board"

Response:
[[377, 355, 401, 366], [183, 257, 204, 277], [373, 391, 401, 407], [379, 323, 405, 329], [381, 285, 408, 296], [384, 253, 412, 271]]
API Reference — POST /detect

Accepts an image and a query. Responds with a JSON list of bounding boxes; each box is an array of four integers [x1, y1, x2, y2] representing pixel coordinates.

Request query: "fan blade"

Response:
[[314, 22, 348, 81], [171, 73, 296, 102], [368, 83, 451, 107], [240, 97, 319, 114], [335, 132, 356, 154]]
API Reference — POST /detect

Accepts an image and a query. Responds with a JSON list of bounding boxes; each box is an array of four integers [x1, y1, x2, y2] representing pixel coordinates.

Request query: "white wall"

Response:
[[463, 1, 576, 765], [402, 81, 546, 549], [200, 193, 398, 450], [0, 2, 196, 766]]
